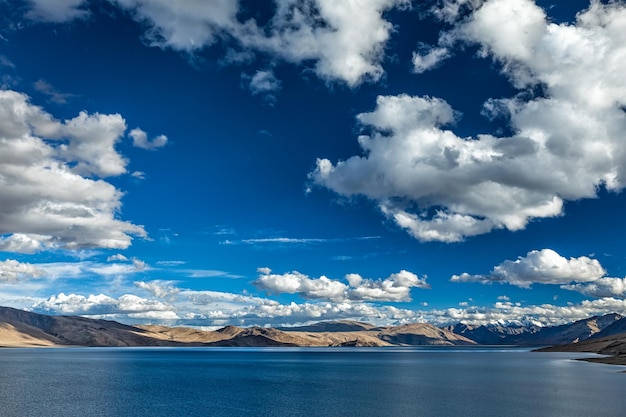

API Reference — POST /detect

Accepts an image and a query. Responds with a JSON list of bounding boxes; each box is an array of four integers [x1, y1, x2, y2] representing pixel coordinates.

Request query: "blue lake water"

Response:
[[0, 347, 624, 417]]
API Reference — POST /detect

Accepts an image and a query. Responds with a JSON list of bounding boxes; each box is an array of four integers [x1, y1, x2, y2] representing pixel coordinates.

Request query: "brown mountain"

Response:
[[1, 306, 622, 358], [1, 307, 473, 348], [374, 323, 476, 346], [0, 306, 185, 347], [536, 331, 626, 366]]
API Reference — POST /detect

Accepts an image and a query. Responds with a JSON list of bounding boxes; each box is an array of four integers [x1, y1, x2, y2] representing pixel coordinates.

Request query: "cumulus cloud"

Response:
[[254, 268, 428, 302], [32, 292, 177, 319], [562, 277, 626, 298], [31, 287, 626, 328], [310, 1, 626, 241], [0, 90, 149, 251], [441, 297, 626, 327], [0, 259, 45, 282], [111, 0, 239, 51], [129, 127, 168, 150], [23, 0, 405, 86], [0, 234, 56, 254], [451, 249, 606, 288], [235, 0, 407, 86], [254, 270, 348, 301], [346, 270, 430, 301]]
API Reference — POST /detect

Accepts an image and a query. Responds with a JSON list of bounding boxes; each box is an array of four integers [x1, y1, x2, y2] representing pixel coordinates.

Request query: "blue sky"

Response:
[[1, 0, 626, 328]]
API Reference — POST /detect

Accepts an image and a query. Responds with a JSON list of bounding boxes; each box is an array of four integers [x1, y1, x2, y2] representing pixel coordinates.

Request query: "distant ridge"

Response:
[[446, 314, 623, 346], [2, 305, 626, 366], [277, 320, 375, 333]]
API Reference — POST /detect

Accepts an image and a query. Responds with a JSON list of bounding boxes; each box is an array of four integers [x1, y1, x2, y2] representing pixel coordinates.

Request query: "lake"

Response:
[[0, 347, 624, 417]]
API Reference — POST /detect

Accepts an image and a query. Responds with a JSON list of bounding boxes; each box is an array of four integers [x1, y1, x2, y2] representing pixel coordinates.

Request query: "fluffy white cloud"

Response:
[[451, 249, 606, 288], [129, 127, 168, 150], [562, 277, 626, 298], [440, 297, 626, 327], [454, 0, 546, 64], [26, 0, 87, 22], [0, 259, 45, 282], [311, 1, 626, 241], [346, 270, 430, 301], [9, 274, 625, 327], [93, 0, 405, 86], [111, 0, 239, 51], [32, 292, 177, 319], [236, 0, 407, 85], [254, 268, 428, 302], [0, 90, 148, 251], [0, 234, 56, 254], [254, 270, 348, 301]]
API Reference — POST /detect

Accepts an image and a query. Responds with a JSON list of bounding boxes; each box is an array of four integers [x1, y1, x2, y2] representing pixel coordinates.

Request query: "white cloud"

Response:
[[94, 0, 406, 86], [0, 259, 45, 282], [246, 70, 281, 95], [311, 1, 626, 241], [454, 0, 547, 64], [129, 127, 168, 150], [244, 69, 281, 104], [431, 0, 485, 23], [0, 234, 56, 254], [562, 277, 626, 298], [107, 254, 129, 262], [412, 45, 450, 73], [451, 249, 606, 288], [21, 0, 411, 86], [135, 280, 180, 299], [346, 270, 430, 301], [110, 0, 239, 51], [254, 268, 428, 302], [26, 0, 87, 23], [441, 297, 626, 327], [11, 277, 626, 327], [236, 0, 407, 86], [254, 270, 348, 301], [32, 292, 177, 319], [0, 90, 148, 251]]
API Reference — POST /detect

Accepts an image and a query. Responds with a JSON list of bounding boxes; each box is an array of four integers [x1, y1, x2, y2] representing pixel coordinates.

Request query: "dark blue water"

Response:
[[0, 347, 624, 417]]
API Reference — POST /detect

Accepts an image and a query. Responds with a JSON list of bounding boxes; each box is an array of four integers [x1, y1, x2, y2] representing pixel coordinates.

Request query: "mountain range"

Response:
[[1, 306, 625, 365]]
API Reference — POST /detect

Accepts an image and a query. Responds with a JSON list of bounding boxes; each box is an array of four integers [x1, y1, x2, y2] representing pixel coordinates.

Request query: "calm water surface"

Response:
[[1, 347, 624, 417]]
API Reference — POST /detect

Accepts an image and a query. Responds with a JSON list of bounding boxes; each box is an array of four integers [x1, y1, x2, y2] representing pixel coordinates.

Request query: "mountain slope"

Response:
[[0, 306, 184, 347], [448, 314, 623, 346], [2, 306, 624, 351], [536, 331, 626, 366]]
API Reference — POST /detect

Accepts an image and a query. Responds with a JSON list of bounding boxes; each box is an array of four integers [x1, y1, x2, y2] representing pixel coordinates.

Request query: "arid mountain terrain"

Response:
[[447, 313, 623, 346], [2, 306, 626, 366]]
